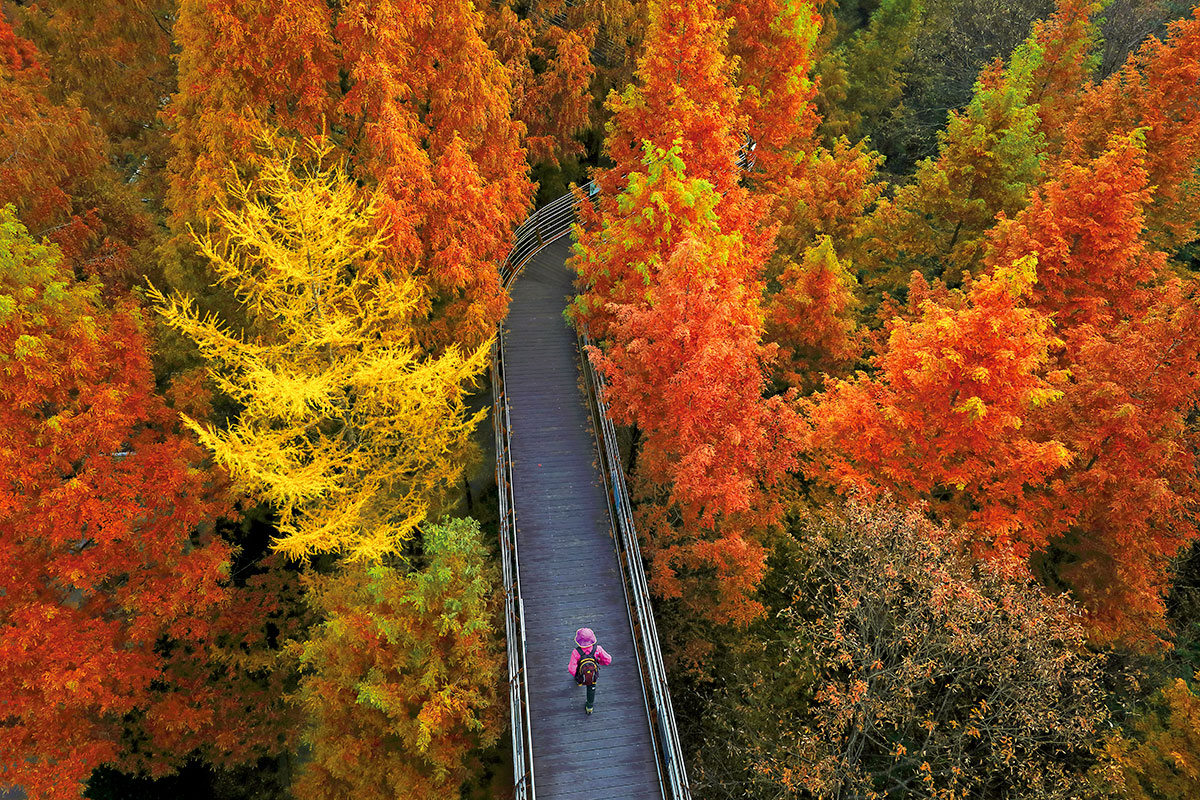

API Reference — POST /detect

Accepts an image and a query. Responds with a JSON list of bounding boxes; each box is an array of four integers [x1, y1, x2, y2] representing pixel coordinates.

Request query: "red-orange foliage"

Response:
[[989, 133, 1200, 646], [0, 211, 232, 798], [599, 0, 745, 197], [727, 0, 822, 204], [166, 0, 336, 227], [574, 0, 770, 341], [766, 236, 861, 390], [0, 17, 152, 292], [520, 26, 594, 166], [1061, 8, 1200, 250], [722, 1, 883, 396], [12, 0, 177, 199], [337, 0, 532, 351], [988, 132, 1163, 332], [1041, 285, 1200, 646], [590, 193, 803, 630], [814, 130, 1200, 648], [571, 1, 802, 641], [481, 5, 594, 167], [570, 145, 753, 340], [1022, 0, 1106, 151], [806, 257, 1071, 557], [167, 554, 310, 772]]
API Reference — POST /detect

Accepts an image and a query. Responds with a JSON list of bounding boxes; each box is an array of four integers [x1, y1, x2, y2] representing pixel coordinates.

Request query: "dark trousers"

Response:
[[585, 682, 596, 710]]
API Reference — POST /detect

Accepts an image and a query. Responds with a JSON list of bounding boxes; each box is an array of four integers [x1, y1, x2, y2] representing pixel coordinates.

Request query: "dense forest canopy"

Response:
[[1, 0, 1199, 798]]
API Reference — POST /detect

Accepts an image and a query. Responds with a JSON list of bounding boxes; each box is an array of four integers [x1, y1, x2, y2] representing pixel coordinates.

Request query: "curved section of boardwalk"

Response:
[[504, 238, 662, 799]]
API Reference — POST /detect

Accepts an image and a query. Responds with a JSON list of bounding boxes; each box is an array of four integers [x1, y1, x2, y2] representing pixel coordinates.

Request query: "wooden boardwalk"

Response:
[[504, 238, 662, 799]]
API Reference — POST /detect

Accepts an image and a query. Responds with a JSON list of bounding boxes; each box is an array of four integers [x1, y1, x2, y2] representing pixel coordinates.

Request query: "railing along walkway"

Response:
[[500, 238, 663, 799], [492, 145, 756, 798]]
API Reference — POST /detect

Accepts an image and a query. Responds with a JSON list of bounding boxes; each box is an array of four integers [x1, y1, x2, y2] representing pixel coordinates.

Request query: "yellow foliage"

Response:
[[1100, 674, 1200, 800], [996, 253, 1040, 298], [152, 137, 489, 562], [952, 395, 988, 420]]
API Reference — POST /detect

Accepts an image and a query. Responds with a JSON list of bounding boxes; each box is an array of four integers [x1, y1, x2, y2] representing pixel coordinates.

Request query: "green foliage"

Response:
[[293, 517, 502, 800], [817, 0, 925, 147], [0, 204, 95, 328], [885, 0, 1057, 169], [859, 49, 1045, 295]]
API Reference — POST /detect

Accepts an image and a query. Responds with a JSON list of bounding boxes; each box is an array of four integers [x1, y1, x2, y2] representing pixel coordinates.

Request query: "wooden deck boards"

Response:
[[504, 238, 663, 799]]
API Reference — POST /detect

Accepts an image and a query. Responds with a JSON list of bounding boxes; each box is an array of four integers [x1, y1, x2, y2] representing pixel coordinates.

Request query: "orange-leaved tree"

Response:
[[569, 0, 801, 647], [0, 208, 232, 799], [987, 131, 1163, 332], [335, 0, 533, 351], [162, 0, 338, 331], [598, 0, 746, 199], [726, 0, 876, 392], [12, 0, 177, 200], [811, 130, 1200, 648], [1020, 0, 1107, 154], [573, 0, 770, 340], [165, 0, 336, 228], [726, 0, 822, 206], [479, 3, 594, 168], [987, 131, 1200, 646], [772, 135, 884, 266], [805, 254, 1071, 558], [1060, 7, 1200, 252], [586, 151, 803, 635], [166, 0, 532, 352], [766, 236, 862, 391]]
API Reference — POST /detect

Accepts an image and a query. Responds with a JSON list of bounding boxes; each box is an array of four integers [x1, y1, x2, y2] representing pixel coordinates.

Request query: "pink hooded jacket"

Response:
[[567, 627, 612, 677]]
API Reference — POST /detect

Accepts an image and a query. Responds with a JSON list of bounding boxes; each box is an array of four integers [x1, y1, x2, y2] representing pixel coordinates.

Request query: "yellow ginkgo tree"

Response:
[[152, 137, 489, 563]]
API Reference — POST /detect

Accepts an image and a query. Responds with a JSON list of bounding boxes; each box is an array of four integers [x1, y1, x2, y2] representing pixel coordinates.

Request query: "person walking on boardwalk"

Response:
[[568, 627, 612, 715]]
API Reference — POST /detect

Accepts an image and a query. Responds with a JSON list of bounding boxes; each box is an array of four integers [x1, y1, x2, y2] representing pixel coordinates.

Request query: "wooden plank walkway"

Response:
[[504, 238, 663, 799]]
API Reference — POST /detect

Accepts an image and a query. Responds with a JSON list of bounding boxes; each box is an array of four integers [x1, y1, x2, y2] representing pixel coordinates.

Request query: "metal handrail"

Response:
[[500, 182, 598, 283], [491, 138, 755, 800], [491, 325, 536, 800], [578, 326, 691, 800]]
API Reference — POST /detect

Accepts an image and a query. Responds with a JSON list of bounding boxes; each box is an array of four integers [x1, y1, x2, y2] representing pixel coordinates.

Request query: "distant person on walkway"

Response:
[[568, 627, 612, 715]]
